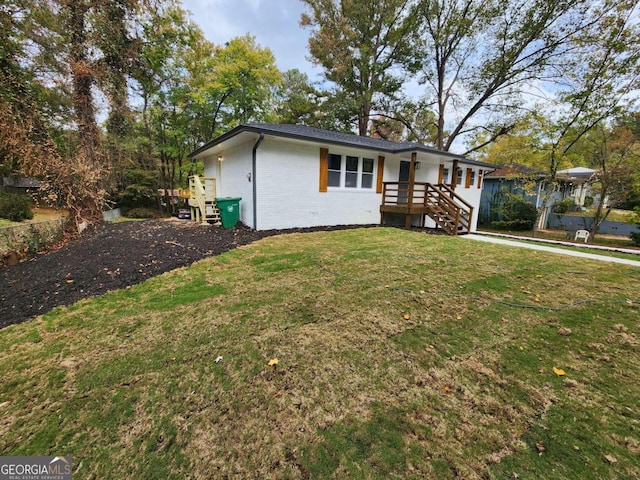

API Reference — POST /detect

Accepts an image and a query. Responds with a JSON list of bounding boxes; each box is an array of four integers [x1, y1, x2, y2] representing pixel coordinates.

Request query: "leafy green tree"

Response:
[[186, 34, 282, 141], [414, 0, 632, 152], [301, 0, 420, 135], [273, 69, 328, 126], [471, 114, 549, 169], [580, 122, 640, 240], [370, 99, 439, 143], [530, 0, 640, 232]]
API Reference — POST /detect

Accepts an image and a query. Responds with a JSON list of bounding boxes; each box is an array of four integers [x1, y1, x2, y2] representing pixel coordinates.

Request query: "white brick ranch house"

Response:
[[188, 123, 494, 233]]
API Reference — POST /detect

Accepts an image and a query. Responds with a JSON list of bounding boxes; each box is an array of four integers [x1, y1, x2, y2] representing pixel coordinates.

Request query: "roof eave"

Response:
[[188, 124, 496, 167]]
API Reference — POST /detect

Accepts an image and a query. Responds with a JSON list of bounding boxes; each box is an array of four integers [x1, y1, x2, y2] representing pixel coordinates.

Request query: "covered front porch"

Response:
[[379, 153, 474, 235]]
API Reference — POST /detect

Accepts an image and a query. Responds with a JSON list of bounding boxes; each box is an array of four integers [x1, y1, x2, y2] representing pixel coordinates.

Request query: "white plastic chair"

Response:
[[574, 229, 590, 243]]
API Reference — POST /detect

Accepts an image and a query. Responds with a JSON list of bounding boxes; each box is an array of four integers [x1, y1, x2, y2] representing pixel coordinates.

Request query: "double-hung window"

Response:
[[345, 156, 359, 188], [328, 153, 342, 187], [362, 158, 374, 189], [326, 153, 375, 189]]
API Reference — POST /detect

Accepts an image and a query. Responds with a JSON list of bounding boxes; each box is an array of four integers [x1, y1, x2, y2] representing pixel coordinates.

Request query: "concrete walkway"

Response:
[[463, 234, 640, 267]]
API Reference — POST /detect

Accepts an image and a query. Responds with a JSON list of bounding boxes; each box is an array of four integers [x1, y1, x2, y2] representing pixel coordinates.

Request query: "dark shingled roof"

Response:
[[189, 123, 496, 167], [485, 164, 545, 179]]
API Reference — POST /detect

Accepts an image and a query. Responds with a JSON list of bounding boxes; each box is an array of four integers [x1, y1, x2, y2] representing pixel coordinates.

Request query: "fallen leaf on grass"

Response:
[[604, 454, 617, 464], [553, 367, 566, 376], [403, 313, 411, 320], [268, 358, 279, 366], [536, 441, 546, 452], [444, 385, 451, 393]]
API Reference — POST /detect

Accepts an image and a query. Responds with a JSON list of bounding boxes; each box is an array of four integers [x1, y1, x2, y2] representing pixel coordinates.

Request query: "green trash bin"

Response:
[[215, 197, 242, 228]]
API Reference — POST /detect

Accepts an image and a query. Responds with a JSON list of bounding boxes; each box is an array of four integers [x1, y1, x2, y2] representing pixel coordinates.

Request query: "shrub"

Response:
[[630, 231, 640, 247], [552, 198, 575, 214], [0, 192, 34, 222], [490, 220, 538, 231], [583, 195, 594, 208], [125, 207, 163, 219], [491, 193, 538, 231]]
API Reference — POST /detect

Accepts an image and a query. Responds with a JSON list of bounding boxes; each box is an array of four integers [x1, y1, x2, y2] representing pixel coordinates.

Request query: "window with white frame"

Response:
[[327, 153, 375, 189], [456, 168, 464, 185], [442, 168, 450, 183], [328, 153, 341, 187], [362, 158, 374, 188], [345, 155, 358, 188], [469, 170, 475, 186]]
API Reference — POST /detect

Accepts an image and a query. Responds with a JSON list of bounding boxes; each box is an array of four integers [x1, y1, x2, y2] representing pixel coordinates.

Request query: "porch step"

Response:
[[204, 202, 221, 222], [381, 182, 473, 235]]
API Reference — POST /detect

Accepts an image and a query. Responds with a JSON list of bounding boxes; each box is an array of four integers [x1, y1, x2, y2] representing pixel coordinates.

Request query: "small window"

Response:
[[328, 154, 341, 187], [362, 158, 374, 189], [469, 170, 475, 186], [345, 156, 359, 188], [456, 168, 464, 185], [442, 168, 450, 184]]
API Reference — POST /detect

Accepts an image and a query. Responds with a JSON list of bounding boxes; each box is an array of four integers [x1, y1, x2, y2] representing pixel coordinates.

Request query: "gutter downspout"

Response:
[[252, 133, 264, 230]]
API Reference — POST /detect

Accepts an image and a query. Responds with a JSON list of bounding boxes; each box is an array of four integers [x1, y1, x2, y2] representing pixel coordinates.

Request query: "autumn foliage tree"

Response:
[[301, 0, 421, 136], [2, 0, 284, 228]]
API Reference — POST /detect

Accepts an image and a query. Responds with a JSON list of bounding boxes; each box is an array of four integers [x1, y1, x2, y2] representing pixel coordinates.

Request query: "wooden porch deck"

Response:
[[380, 182, 474, 235]]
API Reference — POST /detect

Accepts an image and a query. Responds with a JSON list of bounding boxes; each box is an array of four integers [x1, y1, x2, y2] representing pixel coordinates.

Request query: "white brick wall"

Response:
[[204, 135, 483, 231], [255, 139, 382, 230], [204, 141, 255, 227]]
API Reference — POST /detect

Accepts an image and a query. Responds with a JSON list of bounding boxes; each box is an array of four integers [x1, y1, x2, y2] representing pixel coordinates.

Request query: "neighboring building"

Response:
[[480, 164, 548, 225], [188, 123, 493, 233], [556, 167, 598, 208], [2, 176, 41, 192], [480, 164, 599, 229]]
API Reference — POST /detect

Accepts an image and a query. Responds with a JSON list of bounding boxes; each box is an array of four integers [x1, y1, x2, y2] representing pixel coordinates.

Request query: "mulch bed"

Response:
[[0, 219, 385, 329]]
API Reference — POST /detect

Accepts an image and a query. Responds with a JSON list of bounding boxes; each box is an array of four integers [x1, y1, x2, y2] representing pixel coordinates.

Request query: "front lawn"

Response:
[[1, 228, 638, 478]]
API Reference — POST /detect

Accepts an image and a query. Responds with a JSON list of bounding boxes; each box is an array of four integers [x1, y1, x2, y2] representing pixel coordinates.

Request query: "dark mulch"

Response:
[[0, 220, 383, 329]]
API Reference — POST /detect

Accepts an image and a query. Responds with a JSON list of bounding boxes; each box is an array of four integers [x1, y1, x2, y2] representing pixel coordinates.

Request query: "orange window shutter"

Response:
[[438, 164, 444, 184], [376, 156, 385, 193], [319, 148, 328, 192], [465, 168, 472, 188], [477, 169, 483, 189]]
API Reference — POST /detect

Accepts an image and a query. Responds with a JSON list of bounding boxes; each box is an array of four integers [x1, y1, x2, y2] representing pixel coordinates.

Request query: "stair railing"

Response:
[[189, 175, 209, 225]]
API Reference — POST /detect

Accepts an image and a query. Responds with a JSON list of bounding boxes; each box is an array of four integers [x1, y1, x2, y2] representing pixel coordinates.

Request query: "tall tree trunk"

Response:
[[67, 0, 99, 169], [359, 100, 371, 136]]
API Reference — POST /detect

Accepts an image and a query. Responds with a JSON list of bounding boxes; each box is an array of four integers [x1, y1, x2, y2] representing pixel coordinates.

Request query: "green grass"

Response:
[[0, 207, 68, 227], [563, 208, 635, 223], [480, 227, 637, 248], [1, 228, 639, 479], [478, 228, 639, 262]]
